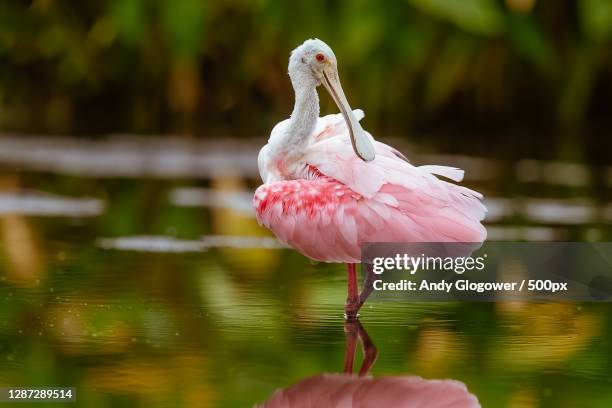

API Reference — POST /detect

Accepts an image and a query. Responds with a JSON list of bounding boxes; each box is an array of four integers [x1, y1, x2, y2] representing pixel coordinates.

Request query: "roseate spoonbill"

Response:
[[254, 39, 486, 318]]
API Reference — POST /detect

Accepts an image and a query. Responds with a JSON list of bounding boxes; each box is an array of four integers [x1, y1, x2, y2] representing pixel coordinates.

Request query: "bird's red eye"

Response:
[[315, 53, 325, 62]]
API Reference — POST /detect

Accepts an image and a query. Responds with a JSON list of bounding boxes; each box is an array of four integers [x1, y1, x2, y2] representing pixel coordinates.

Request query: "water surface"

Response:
[[0, 139, 610, 407]]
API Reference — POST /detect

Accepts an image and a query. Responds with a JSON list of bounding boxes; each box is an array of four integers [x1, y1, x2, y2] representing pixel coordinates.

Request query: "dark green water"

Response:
[[0, 149, 611, 407]]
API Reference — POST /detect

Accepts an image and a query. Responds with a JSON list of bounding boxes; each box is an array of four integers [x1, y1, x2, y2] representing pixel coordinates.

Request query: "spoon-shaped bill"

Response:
[[321, 69, 375, 162]]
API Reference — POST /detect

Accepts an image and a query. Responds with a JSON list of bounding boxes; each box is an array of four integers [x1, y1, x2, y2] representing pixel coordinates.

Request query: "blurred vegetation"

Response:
[[1, 0, 612, 163]]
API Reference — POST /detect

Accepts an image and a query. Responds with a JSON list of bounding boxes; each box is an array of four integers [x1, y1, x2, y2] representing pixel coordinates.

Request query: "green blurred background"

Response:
[[1, 0, 612, 163], [0, 1, 612, 407]]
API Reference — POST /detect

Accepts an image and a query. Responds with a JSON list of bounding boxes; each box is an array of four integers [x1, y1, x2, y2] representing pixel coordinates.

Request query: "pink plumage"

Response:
[[254, 110, 486, 264]]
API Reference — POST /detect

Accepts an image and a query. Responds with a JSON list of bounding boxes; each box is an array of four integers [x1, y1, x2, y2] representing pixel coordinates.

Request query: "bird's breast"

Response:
[[254, 177, 359, 222]]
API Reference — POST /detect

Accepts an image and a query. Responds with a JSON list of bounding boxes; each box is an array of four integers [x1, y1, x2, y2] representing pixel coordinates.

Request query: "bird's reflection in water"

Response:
[[258, 319, 480, 408]]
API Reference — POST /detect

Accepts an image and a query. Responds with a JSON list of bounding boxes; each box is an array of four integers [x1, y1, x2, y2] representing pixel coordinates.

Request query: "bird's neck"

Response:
[[288, 83, 320, 145], [271, 80, 320, 169]]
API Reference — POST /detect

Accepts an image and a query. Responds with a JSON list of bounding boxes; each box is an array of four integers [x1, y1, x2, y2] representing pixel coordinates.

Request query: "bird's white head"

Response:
[[288, 39, 375, 162]]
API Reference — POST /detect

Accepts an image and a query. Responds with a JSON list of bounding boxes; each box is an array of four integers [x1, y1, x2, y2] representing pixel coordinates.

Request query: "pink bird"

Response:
[[254, 39, 486, 318]]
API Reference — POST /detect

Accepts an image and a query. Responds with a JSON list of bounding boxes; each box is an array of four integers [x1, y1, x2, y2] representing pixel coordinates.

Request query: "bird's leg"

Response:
[[344, 263, 360, 319], [343, 318, 359, 374], [356, 320, 378, 376], [343, 318, 378, 376], [358, 264, 376, 309]]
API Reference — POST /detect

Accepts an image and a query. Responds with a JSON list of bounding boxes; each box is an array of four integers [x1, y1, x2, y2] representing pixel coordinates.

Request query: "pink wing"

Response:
[[254, 111, 486, 263]]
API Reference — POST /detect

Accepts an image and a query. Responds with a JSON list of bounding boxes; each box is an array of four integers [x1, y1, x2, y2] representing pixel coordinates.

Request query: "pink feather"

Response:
[[254, 111, 487, 264]]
